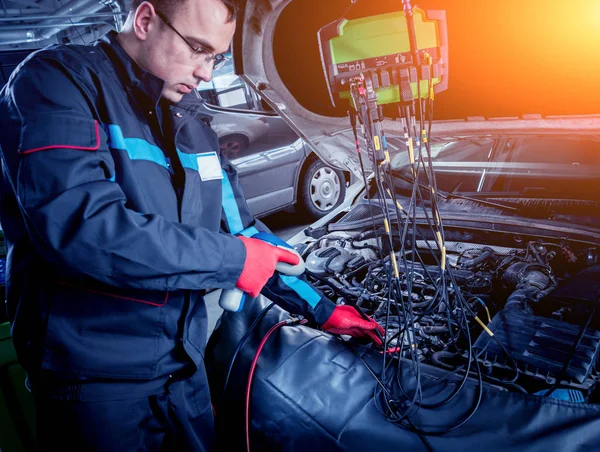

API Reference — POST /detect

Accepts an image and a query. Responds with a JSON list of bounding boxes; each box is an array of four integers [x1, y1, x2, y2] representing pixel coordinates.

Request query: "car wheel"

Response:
[[219, 134, 249, 157], [299, 159, 346, 220]]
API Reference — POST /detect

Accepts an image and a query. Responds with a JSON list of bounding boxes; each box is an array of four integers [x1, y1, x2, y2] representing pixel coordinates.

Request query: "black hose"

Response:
[[430, 351, 457, 370], [423, 326, 449, 334], [460, 249, 496, 269], [504, 286, 539, 312], [356, 229, 387, 241]]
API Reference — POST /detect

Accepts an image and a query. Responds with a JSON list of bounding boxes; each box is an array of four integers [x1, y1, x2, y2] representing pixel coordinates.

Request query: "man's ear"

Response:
[[133, 1, 157, 41]]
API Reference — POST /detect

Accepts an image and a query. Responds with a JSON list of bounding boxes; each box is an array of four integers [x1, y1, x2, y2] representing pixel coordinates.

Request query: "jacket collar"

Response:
[[96, 30, 165, 110], [174, 92, 213, 119], [96, 30, 212, 118]]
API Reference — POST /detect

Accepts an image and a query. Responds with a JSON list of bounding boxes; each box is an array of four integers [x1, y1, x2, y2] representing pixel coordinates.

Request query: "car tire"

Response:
[[299, 158, 346, 220], [219, 134, 249, 157]]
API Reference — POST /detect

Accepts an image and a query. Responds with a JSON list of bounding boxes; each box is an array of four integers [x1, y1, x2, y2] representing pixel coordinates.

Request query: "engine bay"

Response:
[[299, 203, 600, 408]]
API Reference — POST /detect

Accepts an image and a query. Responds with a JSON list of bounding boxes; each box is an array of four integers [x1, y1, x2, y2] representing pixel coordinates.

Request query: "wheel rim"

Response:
[[309, 167, 341, 212], [220, 140, 242, 154]]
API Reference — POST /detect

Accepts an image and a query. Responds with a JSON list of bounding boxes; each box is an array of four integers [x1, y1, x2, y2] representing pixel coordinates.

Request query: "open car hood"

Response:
[[234, 0, 600, 176]]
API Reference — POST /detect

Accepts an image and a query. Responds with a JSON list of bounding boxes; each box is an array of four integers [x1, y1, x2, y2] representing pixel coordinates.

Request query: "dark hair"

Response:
[[129, 0, 238, 22]]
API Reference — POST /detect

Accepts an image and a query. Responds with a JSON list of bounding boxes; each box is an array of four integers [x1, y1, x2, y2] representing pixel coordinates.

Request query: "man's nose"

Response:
[[193, 63, 213, 83]]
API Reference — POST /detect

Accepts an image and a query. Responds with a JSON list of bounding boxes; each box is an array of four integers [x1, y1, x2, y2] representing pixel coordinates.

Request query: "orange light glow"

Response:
[[275, 0, 600, 119], [425, 0, 600, 119]]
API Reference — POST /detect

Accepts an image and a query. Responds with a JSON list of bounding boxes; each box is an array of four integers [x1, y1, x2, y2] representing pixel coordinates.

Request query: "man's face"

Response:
[[141, 0, 236, 103]]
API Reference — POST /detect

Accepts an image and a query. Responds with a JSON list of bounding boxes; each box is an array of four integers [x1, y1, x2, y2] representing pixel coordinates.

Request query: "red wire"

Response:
[[245, 318, 306, 452]]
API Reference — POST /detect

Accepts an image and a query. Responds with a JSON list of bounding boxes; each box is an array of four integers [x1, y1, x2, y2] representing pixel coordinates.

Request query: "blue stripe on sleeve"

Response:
[[124, 139, 169, 168], [221, 170, 244, 234], [107, 124, 126, 150], [239, 226, 260, 238], [106, 124, 168, 169], [176, 149, 199, 171], [279, 275, 321, 308]]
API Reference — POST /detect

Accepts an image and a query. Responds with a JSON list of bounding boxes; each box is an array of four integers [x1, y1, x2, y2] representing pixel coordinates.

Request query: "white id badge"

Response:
[[196, 152, 223, 181]]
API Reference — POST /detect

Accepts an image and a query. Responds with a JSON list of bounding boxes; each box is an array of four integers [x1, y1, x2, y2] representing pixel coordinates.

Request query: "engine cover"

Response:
[[474, 309, 600, 386]]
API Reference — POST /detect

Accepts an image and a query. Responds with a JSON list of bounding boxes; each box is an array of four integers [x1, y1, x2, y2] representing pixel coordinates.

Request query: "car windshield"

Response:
[[389, 135, 600, 200]]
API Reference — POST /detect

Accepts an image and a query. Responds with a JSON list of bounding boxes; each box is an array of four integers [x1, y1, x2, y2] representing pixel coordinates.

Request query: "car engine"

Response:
[[300, 205, 600, 404]]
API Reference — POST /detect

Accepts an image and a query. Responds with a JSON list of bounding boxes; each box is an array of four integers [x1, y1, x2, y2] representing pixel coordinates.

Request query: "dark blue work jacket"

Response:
[[0, 31, 334, 384]]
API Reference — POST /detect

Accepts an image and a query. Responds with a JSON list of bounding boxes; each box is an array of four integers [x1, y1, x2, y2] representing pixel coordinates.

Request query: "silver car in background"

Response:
[[199, 101, 349, 220]]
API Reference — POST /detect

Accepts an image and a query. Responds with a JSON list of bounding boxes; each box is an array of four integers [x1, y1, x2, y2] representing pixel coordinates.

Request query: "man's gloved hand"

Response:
[[236, 236, 300, 297], [322, 305, 385, 346]]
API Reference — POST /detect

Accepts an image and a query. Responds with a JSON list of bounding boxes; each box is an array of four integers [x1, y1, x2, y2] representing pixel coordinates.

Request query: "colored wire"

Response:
[[245, 318, 307, 452], [221, 302, 276, 410]]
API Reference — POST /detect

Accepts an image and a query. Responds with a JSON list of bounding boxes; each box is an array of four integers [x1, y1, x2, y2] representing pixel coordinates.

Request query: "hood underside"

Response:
[[235, 0, 600, 174]]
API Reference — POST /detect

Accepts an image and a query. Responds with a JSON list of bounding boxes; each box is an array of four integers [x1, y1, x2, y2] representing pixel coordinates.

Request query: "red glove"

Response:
[[322, 305, 385, 346], [236, 236, 300, 297]]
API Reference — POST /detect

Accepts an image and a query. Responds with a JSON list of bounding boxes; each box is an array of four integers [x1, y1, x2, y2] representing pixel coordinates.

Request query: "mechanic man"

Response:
[[0, 0, 384, 450]]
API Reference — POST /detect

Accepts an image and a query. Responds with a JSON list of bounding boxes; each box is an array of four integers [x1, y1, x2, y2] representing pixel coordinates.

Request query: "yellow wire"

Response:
[[386, 188, 404, 212], [436, 231, 446, 271], [475, 316, 494, 337], [390, 252, 400, 279], [484, 306, 492, 324]]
